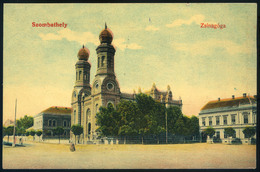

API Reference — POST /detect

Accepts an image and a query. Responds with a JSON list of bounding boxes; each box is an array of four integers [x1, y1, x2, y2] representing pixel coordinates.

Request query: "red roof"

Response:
[[201, 96, 256, 111], [41, 106, 72, 115]]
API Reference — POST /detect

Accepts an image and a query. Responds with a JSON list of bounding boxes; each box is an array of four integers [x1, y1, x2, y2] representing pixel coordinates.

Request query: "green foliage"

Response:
[[189, 116, 200, 137], [36, 130, 43, 137], [166, 106, 183, 134], [16, 115, 33, 129], [243, 126, 256, 138], [29, 129, 36, 136], [71, 124, 83, 144], [95, 93, 199, 143], [96, 103, 120, 137], [5, 126, 15, 143], [54, 126, 65, 144], [224, 127, 235, 137], [6, 126, 14, 136], [204, 127, 215, 138], [25, 131, 30, 136], [71, 124, 83, 136], [17, 127, 26, 136], [117, 100, 140, 136], [54, 127, 64, 136]]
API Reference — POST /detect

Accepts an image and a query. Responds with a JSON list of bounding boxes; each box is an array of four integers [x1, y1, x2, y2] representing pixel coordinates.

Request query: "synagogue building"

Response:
[[71, 24, 182, 143]]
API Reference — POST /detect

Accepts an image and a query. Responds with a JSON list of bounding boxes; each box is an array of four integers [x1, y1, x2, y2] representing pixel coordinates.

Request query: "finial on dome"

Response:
[[105, 22, 107, 29]]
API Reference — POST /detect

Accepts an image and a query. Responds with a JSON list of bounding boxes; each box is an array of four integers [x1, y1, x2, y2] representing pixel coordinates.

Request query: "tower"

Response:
[[71, 45, 91, 136], [90, 24, 121, 140]]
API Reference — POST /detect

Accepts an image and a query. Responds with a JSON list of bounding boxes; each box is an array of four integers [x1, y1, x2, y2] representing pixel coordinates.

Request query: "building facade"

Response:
[[199, 94, 257, 144], [33, 106, 71, 139], [3, 119, 14, 127], [71, 24, 182, 143]]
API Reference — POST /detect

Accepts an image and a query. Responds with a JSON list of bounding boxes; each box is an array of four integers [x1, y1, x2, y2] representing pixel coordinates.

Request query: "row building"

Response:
[[199, 94, 257, 144]]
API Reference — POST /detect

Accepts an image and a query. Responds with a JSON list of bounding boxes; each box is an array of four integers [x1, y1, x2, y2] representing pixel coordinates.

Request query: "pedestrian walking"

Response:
[[70, 143, 75, 152]]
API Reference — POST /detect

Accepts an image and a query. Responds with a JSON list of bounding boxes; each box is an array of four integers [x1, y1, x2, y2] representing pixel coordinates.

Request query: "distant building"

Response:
[[3, 119, 14, 127], [199, 93, 257, 144], [33, 106, 71, 139], [71, 24, 182, 143]]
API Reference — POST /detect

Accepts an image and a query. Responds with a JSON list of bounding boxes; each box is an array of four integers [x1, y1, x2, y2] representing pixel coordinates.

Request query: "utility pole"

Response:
[[166, 108, 168, 144], [12, 99, 17, 147]]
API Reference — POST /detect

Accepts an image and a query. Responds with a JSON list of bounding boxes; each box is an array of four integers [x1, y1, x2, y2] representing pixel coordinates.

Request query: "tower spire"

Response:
[[83, 44, 84, 48], [105, 22, 107, 29]]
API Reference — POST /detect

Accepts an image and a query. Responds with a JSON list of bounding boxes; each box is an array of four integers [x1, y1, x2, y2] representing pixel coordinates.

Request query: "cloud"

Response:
[[172, 39, 255, 55], [166, 14, 217, 28], [39, 29, 142, 51], [39, 29, 99, 45], [113, 38, 143, 51], [145, 25, 159, 31]]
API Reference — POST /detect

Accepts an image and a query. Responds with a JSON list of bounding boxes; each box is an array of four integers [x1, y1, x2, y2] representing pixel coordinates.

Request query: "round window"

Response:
[[107, 83, 114, 90], [95, 83, 99, 89]]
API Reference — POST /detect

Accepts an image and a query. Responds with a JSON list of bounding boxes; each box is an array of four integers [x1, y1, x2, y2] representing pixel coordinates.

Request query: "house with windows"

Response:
[[199, 93, 257, 144], [33, 106, 71, 139]]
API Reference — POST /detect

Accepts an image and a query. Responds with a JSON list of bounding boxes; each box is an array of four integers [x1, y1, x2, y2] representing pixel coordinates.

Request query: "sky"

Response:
[[3, 3, 257, 123]]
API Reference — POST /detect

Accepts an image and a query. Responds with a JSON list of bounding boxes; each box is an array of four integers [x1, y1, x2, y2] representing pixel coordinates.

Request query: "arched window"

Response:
[[63, 120, 67, 127], [74, 110, 76, 124], [87, 109, 91, 120], [48, 120, 52, 127], [79, 71, 82, 80], [101, 56, 105, 67], [88, 123, 91, 135], [53, 120, 56, 127], [95, 104, 99, 113], [107, 102, 114, 108]]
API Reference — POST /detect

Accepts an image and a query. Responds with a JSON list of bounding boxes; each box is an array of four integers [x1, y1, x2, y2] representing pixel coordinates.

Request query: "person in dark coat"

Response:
[[70, 143, 76, 152]]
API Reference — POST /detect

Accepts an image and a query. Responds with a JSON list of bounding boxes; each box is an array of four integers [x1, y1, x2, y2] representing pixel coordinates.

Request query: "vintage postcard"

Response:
[[2, 3, 257, 170]]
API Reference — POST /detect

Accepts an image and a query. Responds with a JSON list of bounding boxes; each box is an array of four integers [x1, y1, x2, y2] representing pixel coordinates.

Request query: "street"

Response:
[[3, 141, 256, 169]]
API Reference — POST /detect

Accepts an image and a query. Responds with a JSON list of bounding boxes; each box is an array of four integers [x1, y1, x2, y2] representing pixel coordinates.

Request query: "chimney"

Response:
[[218, 98, 220, 101], [243, 93, 247, 97], [232, 95, 235, 99]]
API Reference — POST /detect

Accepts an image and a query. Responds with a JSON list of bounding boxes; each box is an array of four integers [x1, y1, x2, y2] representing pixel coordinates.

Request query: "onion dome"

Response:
[[77, 45, 90, 60], [99, 23, 113, 44]]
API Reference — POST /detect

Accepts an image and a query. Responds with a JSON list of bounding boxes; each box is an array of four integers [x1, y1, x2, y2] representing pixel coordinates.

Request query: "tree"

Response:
[[189, 116, 200, 140], [243, 126, 256, 139], [224, 127, 235, 138], [30, 129, 36, 141], [54, 127, 64, 144], [96, 103, 120, 138], [16, 115, 33, 129], [25, 131, 30, 136], [36, 130, 43, 141], [135, 93, 157, 144], [17, 127, 26, 136], [71, 124, 83, 144], [204, 127, 215, 138], [117, 100, 140, 144], [166, 106, 183, 134], [6, 126, 14, 143]]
